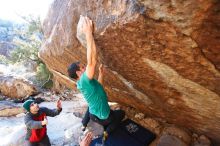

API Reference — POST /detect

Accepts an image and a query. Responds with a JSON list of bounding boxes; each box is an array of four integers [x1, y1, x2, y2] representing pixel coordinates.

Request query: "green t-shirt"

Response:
[[76, 72, 110, 119]]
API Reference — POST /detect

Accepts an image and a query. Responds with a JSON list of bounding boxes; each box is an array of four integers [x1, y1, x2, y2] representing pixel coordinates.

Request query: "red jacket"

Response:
[[24, 107, 62, 142]]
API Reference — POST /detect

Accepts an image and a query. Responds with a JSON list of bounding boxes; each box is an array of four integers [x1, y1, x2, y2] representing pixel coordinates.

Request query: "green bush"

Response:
[[0, 55, 10, 64], [36, 63, 53, 88], [7, 16, 53, 88], [10, 16, 41, 64]]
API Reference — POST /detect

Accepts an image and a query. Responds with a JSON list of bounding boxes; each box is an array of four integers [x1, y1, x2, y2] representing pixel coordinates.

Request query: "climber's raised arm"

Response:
[[82, 16, 97, 80]]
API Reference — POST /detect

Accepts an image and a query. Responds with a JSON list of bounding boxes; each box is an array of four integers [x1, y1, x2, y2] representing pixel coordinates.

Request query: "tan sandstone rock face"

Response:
[[39, 0, 220, 143], [0, 101, 24, 117], [0, 76, 37, 99]]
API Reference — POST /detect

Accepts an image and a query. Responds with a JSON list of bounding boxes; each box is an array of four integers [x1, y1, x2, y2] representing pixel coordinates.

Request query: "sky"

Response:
[[0, 0, 54, 23]]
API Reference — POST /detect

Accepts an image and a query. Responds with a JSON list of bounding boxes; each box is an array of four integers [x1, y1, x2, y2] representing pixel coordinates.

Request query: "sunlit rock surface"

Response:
[[39, 0, 220, 143]]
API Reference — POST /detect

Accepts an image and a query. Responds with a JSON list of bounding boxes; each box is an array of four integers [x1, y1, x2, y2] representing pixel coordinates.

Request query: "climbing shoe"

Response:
[[81, 125, 86, 132]]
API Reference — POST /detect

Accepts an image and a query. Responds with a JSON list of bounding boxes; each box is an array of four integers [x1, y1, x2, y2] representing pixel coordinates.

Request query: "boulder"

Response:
[[193, 135, 211, 146], [0, 101, 24, 117], [157, 135, 188, 146], [39, 0, 220, 143], [162, 126, 191, 145], [0, 75, 37, 99]]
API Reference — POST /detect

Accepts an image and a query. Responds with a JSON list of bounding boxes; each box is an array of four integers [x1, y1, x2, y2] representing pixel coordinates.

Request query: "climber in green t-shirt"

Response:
[[67, 16, 125, 144]]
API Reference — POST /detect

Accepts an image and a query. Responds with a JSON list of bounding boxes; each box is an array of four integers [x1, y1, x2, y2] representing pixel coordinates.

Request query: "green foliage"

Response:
[[7, 15, 53, 88], [10, 16, 42, 64], [9, 41, 39, 63], [36, 63, 51, 82], [42, 80, 53, 89], [0, 55, 10, 64]]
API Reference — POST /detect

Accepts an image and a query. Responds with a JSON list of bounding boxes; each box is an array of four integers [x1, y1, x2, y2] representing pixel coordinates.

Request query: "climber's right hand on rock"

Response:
[[81, 16, 93, 36], [41, 116, 48, 126]]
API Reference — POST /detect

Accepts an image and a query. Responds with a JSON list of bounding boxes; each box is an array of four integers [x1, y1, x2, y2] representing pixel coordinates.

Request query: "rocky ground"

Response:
[[119, 106, 212, 146], [0, 90, 87, 145], [0, 61, 213, 146], [0, 89, 212, 146]]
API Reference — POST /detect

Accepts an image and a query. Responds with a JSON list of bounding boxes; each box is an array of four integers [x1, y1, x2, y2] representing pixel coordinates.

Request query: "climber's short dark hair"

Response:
[[68, 61, 80, 79]]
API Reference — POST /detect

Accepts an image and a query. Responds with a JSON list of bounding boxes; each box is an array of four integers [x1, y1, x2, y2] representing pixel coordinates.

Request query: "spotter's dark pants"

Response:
[[25, 135, 51, 146]]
